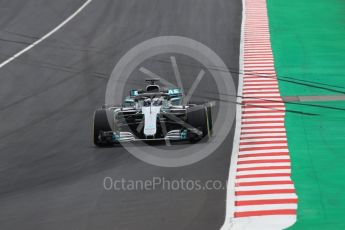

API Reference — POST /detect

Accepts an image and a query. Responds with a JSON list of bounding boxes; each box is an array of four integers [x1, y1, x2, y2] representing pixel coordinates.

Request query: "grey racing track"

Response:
[[0, 0, 241, 229]]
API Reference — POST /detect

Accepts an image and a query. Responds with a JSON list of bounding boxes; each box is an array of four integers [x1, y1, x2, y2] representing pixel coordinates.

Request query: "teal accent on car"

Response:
[[180, 129, 188, 140], [168, 88, 182, 96]]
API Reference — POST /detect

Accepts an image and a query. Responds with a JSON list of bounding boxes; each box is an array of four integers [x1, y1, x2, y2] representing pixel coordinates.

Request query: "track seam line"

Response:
[[0, 0, 93, 69]]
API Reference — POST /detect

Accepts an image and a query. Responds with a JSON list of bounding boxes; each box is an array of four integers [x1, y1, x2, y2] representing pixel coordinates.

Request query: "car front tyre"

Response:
[[93, 109, 112, 147]]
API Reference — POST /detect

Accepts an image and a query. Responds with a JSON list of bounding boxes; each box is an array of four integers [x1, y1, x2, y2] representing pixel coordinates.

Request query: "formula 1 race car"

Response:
[[93, 79, 213, 146]]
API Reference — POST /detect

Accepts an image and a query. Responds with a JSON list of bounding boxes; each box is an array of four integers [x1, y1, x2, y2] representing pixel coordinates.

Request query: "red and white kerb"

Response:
[[231, 0, 298, 228]]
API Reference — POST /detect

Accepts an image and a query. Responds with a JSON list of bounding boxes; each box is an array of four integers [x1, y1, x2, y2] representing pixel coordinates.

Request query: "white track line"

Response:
[[239, 149, 289, 155], [235, 204, 297, 212], [240, 137, 287, 142], [239, 147, 289, 153], [220, 0, 246, 228], [239, 111, 285, 117], [0, 0, 93, 69], [238, 156, 290, 161], [236, 193, 297, 201], [240, 144, 287, 148], [236, 169, 291, 176], [235, 184, 294, 191], [236, 177, 293, 183], [237, 163, 291, 168], [242, 118, 285, 122]]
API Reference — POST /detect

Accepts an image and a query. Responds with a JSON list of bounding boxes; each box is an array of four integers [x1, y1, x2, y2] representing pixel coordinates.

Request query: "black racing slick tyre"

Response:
[[93, 109, 112, 147], [186, 105, 212, 143]]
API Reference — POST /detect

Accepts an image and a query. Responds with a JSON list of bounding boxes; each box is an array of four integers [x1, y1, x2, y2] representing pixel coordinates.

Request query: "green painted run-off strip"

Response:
[[267, 0, 345, 229]]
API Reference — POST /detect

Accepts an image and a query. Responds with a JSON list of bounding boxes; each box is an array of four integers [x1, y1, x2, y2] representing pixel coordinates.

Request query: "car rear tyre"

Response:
[[186, 105, 212, 143]]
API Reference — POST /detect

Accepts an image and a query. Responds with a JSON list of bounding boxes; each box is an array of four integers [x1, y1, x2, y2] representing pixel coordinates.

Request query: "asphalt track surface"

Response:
[[0, 1, 241, 229]]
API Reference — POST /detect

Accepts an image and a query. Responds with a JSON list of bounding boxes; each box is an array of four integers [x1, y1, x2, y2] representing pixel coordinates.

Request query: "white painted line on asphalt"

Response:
[[240, 144, 288, 149], [243, 94, 281, 98], [244, 80, 278, 84], [242, 118, 285, 122], [242, 125, 285, 127], [244, 58, 274, 61], [243, 85, 278, 89], [240, 137, 287, 142], [238, 154, 289, 159], [242, 102, 282, 105], [240, 130, 286, 134], [244, 63, 275, 67], [244, 68, 275, 71], [235, 204, 297, 212], [220, 0, 246, 228], [235, 184, 294, 192], [236, 177, 292, 183], [237, 163, 291, 168], [239, 149, 289, 155], [242, 124, 285, 128], [242, 108, 286, 112], [236, 169, 291, 176], [243, 113, 284, 119], [242, 113, 286, 117], [241, 130, 287, 135], [242, 132, 285, 140], [243, 105, 285, 108], [0, 0, 93, 69], [243, 89, 280, 93], [239, 160, 291, 166]]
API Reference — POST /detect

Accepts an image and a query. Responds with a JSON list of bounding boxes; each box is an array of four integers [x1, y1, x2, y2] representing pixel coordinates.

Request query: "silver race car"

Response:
[[93, 79, 213, 146]]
